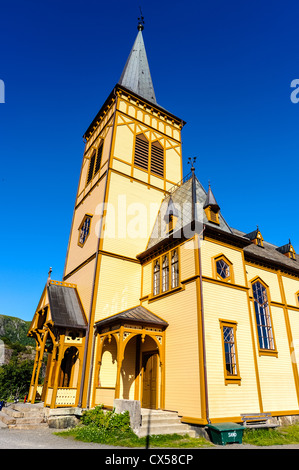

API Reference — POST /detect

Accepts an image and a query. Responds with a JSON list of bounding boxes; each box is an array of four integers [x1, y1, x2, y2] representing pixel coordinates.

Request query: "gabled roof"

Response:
[[232, 228, 299, 274], [47, 283, 87, 330], [95, 305, 168, 330], [144, 174, 232, 252], [276, 240, 294, 255], [118, 25, 157, 105], [244, 228, 263, 241]]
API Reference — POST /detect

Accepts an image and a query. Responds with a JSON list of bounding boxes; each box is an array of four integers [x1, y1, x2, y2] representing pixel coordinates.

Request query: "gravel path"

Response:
[[1, 426, 299, 450], [0, 427, 121, 449]]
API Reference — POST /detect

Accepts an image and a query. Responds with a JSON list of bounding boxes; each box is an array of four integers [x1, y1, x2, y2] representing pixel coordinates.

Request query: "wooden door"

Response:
[[142, 352, 158, 409]]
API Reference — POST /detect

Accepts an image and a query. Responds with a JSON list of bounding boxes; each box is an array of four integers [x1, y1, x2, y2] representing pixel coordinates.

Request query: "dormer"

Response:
[[245, 227, 264, 247], [276, 239, 296, 260], [164, 197, 179, 234], [203, 184, 220, 225]]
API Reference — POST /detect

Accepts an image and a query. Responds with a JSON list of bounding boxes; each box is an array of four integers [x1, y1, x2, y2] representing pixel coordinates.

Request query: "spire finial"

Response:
[[47, 267, 52, 286], [138, 7, 145, 31], [188, 156, 197, 174]]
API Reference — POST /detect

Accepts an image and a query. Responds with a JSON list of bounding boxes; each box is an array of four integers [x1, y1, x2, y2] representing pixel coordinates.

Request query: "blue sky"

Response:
[[1, 0, 299, 321]]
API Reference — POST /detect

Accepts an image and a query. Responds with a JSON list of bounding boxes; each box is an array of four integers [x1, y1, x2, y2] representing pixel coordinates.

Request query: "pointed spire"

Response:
[[118, 17, 157, 104], [203, 182, 220, 211]]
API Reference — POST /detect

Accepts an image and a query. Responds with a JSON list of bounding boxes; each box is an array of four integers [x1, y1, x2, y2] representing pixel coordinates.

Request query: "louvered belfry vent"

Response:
[[151, 141, 164, 177], [94, 141, 103, 175], [134, 134, 149, 171], [87, 150, 96, 184]]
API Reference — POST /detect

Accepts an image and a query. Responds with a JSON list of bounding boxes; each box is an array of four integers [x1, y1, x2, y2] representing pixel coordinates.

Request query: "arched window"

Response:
[[171, 249, 179, 288], [153, 259, 160, 296], [162, 255, 169, 292], [252, 281, 275, 351]]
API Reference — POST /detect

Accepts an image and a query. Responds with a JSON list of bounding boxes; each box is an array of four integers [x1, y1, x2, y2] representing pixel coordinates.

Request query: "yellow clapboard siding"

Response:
[[113, 123, 134, 164], [256, 305, 298, 411], [142, 262, 152, 297], [180, 240, 196, 281], [165, 148, 181, 184], [282, 275, 299, 307], [201, 240, 245, 286], [102, 172, 164, 258], [65, 177, 106, 276], [94, 254, 141, 322], [143, 282, 202, 418], [202, 281, 260, 418], [64, 258, 96, 318], [288, 309, 299, 371]]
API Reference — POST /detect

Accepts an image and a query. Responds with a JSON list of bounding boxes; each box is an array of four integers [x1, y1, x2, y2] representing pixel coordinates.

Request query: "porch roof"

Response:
[[47, 282, 87, 330], [95, 305, 168, 330]]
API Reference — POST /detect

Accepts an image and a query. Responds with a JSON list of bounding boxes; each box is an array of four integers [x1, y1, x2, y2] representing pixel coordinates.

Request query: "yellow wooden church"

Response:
[[28, 19, 299, 428]]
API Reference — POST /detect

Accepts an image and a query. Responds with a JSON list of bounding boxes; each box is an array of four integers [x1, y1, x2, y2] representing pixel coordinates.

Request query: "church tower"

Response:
[[62, 19, 185, 407], [27, 17, 299, 427]]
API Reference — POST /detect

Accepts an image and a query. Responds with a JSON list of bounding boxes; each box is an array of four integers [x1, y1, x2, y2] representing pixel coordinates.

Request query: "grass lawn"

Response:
[[243, 424, 299, 446], [56, 423, 299, 448], [55, 405, 299, 448], [55, 425, 214, 448]]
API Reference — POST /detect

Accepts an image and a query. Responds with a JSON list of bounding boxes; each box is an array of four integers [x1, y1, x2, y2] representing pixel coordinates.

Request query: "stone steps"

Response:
[[0, 403, 46, 429], [138, 409, 196, 438]]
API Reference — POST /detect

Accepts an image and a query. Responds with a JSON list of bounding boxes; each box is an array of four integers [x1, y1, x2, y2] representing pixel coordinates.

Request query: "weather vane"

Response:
[[188, 156, 197, 172], [138, 7, 145, 31]]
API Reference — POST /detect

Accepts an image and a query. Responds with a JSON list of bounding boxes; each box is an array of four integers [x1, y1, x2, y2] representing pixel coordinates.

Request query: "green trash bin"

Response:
[[207, 422, 245, 445]]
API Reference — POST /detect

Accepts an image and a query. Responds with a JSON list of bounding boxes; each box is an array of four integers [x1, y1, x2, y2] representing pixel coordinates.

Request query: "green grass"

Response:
[[55, 424, 213, 448], [243, 424, 299, 446]]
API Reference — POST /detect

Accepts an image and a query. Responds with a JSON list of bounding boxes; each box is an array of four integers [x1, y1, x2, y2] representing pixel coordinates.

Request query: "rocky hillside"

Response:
[[0, 314, 34, 346]]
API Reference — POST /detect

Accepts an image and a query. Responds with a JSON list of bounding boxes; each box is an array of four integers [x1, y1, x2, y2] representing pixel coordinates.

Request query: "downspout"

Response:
[[191, 164, 210, 424], [78, 88, 118, 408], [196, 226, 210, 425]]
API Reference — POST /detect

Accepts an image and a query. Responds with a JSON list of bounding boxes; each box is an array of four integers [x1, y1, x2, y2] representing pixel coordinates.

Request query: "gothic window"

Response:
[[153, 259, 160, 296], [153, 248, 180, 296], [78, 214, 92, 247], [252, 280, 275, 351], [220, 320, 241, 385], [171, 249, 179, 288], [134, 133, 149, 171], [162, 255, 169, 292]]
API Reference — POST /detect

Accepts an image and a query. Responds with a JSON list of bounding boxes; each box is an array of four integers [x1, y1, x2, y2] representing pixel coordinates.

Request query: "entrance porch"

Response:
[[27, 280, 87, 408], [92, 306, 168, 410]]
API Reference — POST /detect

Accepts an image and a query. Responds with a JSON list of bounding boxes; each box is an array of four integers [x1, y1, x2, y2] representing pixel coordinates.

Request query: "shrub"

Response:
[[81, 405, 133, 438]]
